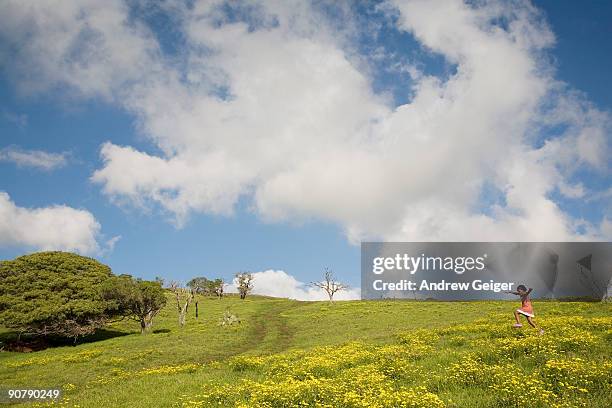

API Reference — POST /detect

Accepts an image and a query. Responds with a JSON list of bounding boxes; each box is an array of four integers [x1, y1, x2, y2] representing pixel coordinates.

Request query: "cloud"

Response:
[[587, 187, 612, 203], [226, 270, 360, 301], [1, 0, 610, 241], [601, 218, 612, 238], [0, 146, 68, 171], [0, 0, 160, 100], [2, 111, 28, 128], [557, 181, 585, 199], [104, 235, 122, 253], [0, 191, 107, 255]]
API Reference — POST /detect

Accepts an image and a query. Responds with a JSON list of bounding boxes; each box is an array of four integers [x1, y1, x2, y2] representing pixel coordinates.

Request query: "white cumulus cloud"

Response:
[[226, 270, 360, 301], [1, 0, 610, 242], [0, 192, 106, 255]]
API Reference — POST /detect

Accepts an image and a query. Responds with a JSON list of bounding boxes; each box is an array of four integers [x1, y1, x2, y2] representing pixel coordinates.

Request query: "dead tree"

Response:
[[311, 268, 348, 303], [214, 279, 225, 298], [235, 272, 254, 299], [170, 281, 194, 327]]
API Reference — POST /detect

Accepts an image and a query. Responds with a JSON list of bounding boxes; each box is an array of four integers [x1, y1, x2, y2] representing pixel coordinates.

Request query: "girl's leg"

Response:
[[528, 316, 545, 335], [514, 310, 521, 324], [526, 316, 537, 329], [527, 316, 545, 335]]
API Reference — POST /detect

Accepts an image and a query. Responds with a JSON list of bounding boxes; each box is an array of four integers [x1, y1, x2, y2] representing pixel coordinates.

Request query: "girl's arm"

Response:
[[526, 288, 533, 295], [505, 291, 519, 295]]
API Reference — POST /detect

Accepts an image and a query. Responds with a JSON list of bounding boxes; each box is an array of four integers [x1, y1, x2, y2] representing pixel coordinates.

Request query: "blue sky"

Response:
[[0, 87, 359, 285], [0, 0, 610, 297]]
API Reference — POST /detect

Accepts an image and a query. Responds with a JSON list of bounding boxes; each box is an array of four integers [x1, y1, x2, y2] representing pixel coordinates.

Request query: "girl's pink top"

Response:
[[520, 296, 533, 314]]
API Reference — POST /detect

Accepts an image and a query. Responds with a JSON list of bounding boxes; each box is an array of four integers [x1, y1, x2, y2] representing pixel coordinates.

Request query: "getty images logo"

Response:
[[372, 253, 488, 275]]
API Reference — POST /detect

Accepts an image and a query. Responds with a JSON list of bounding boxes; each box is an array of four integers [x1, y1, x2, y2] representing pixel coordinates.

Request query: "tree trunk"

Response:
[[141, 313, 154, 334], [195, 301, 198, 319], [174, 289, 193, 327], [179, 311, 187, 326], [140, 318, 147, 334], [179, 299, 191, 327], [327, 289, 334, 304]]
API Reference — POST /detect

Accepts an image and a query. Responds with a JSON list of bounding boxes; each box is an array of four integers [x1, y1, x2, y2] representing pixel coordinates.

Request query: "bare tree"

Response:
[[214, 279, 225, 298], [170, 281, 194, 327], [235, 272, 254, 299], [311, 268, 348, 303]]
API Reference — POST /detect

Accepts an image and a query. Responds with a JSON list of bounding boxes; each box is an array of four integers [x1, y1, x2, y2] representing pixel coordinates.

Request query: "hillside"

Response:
[[1, 295, 611, 407]]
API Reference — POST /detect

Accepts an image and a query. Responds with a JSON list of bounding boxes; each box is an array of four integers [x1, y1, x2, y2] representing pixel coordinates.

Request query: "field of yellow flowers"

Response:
[[178, 313, 611, 407], [1, 296, 611, 407]]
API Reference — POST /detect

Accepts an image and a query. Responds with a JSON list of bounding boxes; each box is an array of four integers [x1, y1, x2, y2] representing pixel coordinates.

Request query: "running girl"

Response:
[[507, 285, 544, 335]]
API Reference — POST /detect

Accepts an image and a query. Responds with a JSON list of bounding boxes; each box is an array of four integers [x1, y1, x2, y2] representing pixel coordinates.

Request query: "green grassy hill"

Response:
[[1, 295, 610, 407]]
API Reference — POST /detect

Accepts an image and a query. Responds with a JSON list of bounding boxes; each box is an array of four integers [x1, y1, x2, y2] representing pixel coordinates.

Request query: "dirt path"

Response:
[[244, 299, 301, 354]]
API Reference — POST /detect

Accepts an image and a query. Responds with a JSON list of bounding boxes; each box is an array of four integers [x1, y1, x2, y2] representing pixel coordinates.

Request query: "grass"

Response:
[[0, 295, 610, 407]]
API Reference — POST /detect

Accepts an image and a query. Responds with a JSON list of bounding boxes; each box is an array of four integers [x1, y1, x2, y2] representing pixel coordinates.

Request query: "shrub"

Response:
[[0, 251, 118, 340]]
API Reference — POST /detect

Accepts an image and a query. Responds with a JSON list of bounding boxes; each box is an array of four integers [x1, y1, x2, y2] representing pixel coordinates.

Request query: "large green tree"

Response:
[[0, 251, 118, 340], [101, 275, 167, 334]]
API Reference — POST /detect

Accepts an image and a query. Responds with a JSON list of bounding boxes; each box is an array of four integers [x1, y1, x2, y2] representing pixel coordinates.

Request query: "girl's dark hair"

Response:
[[517, 284, 527, 291]]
